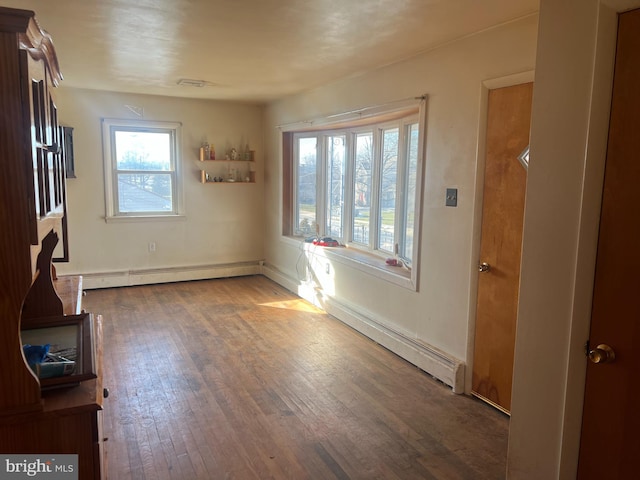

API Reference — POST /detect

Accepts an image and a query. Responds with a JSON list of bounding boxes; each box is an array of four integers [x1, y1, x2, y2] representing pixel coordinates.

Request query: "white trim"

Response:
[[465, 71, 535, 393], [281, 236, 417, 290], [557, 3, 621, 474], [101, 118, 184, 220], [288, 99, 426, 289], [277, 95, 425, 131], [81, 261, 261, 289], [103, 214, 186, 224], [482, 70, 535, 90]]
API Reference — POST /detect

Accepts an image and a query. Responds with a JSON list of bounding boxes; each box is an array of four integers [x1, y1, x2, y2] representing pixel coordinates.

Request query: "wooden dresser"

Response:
[[0, 7, 105, 479]]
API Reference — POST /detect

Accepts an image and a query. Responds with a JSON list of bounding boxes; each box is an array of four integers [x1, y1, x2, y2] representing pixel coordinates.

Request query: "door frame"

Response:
[[508, 1, 640, 477], [466, 71, 534, 394], [566, 3, 640, 473]]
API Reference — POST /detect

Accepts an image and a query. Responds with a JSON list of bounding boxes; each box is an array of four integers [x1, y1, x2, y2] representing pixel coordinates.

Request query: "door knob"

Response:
[[478, 262, 491, 273], [588, 344, 616, 364]]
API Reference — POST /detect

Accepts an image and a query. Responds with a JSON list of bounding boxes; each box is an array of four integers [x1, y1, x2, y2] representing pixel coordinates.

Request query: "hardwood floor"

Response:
[[83, 276, 508, 479]]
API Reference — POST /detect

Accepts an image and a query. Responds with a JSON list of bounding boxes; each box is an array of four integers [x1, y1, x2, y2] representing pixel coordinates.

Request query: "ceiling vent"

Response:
[[177, 78, 209, 87]]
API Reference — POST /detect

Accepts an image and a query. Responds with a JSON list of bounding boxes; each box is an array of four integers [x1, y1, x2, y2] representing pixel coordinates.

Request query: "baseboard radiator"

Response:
[[262, 263, 465, 394], [81, 261, 262, 289], [79, 261, 464, 393]]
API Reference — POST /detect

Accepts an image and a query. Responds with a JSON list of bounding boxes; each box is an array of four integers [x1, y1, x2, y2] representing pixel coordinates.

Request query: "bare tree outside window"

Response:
[[378, 128, 399, 252], [291, 114, 420, 263], [353, 132, 373, 244], [326, 135, 345, 239], [403, 124, 419, 262], [102, 119, 182, 218], [296, 137, 317, 236]]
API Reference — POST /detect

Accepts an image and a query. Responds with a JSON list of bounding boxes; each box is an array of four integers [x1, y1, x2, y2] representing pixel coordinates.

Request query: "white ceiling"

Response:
[[5, 0, 539, 103]]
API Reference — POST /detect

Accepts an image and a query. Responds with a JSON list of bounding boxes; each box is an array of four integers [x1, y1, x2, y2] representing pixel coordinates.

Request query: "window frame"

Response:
[[102, 118, 184, 222], [284, 102, 426, 290]]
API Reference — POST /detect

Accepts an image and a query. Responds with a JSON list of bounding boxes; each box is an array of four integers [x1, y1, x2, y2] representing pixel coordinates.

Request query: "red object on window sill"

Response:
[[313, 237, 339, 247]]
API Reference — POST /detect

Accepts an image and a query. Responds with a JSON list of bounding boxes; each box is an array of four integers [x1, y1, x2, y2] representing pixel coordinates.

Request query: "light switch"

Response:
[[446, 188, 458, 207]]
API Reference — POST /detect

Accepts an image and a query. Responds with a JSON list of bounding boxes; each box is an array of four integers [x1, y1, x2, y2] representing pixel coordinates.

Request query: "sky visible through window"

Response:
[[115, 131, 171, 170]]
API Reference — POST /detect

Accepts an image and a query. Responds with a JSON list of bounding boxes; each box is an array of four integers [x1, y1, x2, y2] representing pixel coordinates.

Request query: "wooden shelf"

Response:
[[202, 180, 256, 184], [199, 146, 255, 162], [200, 169, 256, 184], [197, 149, 256, 184], [198, 159, 255, 163]]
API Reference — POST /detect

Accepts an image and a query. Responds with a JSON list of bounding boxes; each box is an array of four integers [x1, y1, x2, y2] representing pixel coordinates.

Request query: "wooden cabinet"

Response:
[[0, 315, 105, 479], [0, 7, 105, 479]]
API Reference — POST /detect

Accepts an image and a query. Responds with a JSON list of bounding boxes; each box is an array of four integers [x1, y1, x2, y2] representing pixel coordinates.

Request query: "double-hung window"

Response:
[[288, 108, 424, 269], [102, 119, 183, 220]]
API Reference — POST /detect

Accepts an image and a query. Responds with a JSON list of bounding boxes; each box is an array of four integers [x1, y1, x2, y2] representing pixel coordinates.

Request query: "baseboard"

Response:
[[81, 261, 262, 289], [261, 263, 465, 393]]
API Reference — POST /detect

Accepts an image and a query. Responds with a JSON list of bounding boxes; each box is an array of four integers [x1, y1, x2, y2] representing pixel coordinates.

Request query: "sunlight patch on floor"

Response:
[[258, 299, 324, 313]]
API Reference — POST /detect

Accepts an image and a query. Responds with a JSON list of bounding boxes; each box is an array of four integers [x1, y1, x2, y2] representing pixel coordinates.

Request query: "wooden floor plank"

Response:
[[84, 276, 508, 479]]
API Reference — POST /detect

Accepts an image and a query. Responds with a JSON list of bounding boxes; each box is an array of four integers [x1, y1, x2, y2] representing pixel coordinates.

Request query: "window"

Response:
[[288, 109, 423, 267], [294, 136, 318, 235], [326, 134, 346, 239], [102, 119, 183, 220]]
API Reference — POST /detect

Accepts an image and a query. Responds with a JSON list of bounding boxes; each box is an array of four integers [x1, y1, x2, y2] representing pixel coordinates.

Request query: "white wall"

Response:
[[54, 89, 265, 286], [262, 14, 538, 387]]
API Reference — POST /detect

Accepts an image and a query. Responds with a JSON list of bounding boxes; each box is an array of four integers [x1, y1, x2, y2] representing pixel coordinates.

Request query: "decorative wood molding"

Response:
[[22, 229, 64, 322], [0, 6, 32, 32], [18, 12, 63, 86], [0, 8, 63, 86]]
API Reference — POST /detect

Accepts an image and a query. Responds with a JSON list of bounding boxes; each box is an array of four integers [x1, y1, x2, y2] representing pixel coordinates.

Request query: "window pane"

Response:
[[103, 119, 182, 218], [378, 128, 398, 253], [115, 131, 171, 171], [296, 137, 317, 236], [353, 132, 373, 245], [326, 135, 345, 239], [403, 124, 419, 261], [118, 173, 173, 213]]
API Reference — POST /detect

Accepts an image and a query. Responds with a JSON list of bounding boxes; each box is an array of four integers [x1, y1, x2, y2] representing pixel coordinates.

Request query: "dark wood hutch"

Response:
[[0, 7, 105, 479]]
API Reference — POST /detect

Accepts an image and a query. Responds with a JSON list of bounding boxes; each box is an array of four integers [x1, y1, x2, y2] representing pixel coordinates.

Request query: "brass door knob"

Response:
[[588, 344, 616, 364], [478, 262, 491, 273]]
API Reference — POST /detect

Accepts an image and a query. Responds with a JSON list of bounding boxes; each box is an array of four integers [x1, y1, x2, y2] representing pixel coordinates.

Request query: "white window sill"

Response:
[[104, 214, 186, 224], [282, 236, 417, 291]]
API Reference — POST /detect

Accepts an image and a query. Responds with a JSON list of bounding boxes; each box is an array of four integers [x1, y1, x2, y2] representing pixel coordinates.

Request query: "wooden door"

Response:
[[472, 83, 533, 413], [577, 9, 640, 478]]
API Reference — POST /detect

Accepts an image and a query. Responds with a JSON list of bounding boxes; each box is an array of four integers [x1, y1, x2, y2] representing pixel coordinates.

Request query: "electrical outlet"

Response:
[[325, 263, 330, 275], [149, 242, 156, 253]]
